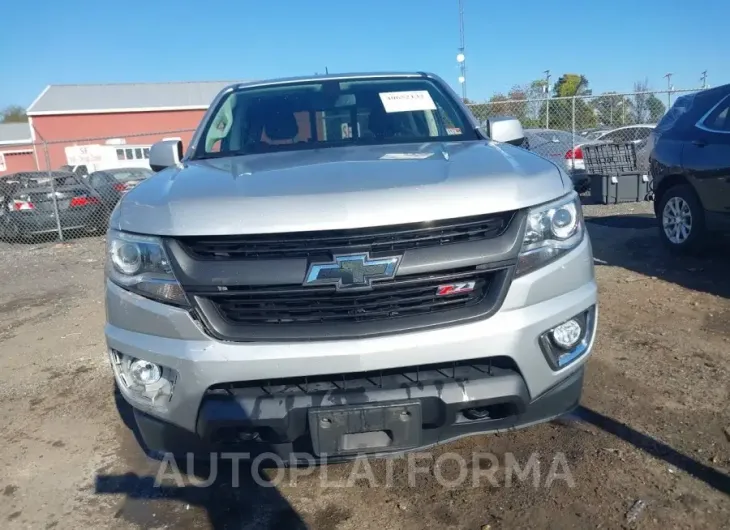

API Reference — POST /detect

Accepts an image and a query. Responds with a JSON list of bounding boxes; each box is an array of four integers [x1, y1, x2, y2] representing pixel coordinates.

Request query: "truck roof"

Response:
[[222, 72, 432, 92]]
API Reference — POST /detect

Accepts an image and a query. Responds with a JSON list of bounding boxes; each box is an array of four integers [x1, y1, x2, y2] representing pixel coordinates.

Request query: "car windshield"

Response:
[[108, 169, 151, 182], [526, 130, 579, 147], [3, 172, 77, 187], [192, 76, 476, 159], [536, 131, 576, 143]]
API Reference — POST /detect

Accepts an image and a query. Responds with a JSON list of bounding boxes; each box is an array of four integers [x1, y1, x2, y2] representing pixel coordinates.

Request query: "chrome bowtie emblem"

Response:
[[304, 253, 401, 290]]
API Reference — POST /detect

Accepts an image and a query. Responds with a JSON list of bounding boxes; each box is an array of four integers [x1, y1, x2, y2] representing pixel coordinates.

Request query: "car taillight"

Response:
[[11, 200, 34, 211], [69, 196, 101, 207], [114, 183, 127, 192], [565, 147, 583, 160]]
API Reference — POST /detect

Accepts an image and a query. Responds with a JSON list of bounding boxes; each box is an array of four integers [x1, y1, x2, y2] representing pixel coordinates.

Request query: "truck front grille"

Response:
[[200, 266, 496, 326], [176, 211, 515, 260]]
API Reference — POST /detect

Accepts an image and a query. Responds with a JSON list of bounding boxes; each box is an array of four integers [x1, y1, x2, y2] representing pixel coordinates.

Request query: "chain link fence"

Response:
[[466, 88, 700, 186], [0, 88, 702, 247], [0, 128, 195, 246], [467, 89, 698, 137]]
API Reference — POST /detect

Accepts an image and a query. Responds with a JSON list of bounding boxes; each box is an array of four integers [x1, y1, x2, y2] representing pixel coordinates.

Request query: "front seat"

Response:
[[367, 103, 400, 139], [262, 108, 300, 144]]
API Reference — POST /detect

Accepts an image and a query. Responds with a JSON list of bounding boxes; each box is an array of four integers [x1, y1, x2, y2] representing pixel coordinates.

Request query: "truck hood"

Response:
[[114, 141, 570, 236]]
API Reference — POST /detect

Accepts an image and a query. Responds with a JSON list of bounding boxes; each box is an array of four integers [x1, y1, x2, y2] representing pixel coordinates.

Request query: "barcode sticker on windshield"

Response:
[[379, 91, 437, 113]]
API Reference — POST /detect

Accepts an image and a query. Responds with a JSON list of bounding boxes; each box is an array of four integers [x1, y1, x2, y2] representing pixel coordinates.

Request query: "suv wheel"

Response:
[[658, 184, 706, 254]]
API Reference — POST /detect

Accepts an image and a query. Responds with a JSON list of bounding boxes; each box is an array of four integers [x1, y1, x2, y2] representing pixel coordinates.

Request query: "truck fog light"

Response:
[[551, 319, 582, 349], [538, 307, 596, 371], [110, 350, 176, 406], [129, 359, 162, 386]]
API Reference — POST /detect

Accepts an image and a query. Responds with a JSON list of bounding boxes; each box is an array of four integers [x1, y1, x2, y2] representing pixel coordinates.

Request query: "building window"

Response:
[[135, 148, 143, 159], [125, 149, 134, 160], [143, 148, 150, 159], [116, 149, 125, 161]]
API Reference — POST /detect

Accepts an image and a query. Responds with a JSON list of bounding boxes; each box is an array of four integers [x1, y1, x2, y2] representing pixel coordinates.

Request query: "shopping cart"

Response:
[[582, 142, 651, 204]]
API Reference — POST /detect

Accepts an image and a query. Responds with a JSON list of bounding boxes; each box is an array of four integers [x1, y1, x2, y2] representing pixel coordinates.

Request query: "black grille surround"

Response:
[[168, 209, 526, 342], [191, 264, 514, 342], [176, 210, 516, 260]]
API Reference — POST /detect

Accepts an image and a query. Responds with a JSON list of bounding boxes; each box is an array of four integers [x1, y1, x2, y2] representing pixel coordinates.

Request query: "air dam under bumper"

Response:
[[132, 366, 584, 463]]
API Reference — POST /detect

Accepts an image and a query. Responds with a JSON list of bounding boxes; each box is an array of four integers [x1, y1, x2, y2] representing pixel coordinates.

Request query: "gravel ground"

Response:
[[0, 200, 728, 530]]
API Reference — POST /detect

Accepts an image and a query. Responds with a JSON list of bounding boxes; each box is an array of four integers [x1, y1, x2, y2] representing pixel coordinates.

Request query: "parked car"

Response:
[[86, 167, 153, 211], [106, 72, 597, 462], [523, 129, 590, 192], [522, 126, 654, 194], [58, 164, 90, 179], [0, 171, 105, 240], [649, 84, 730, 253], [580, 128, 610, 140], [563, 124, 656, 182]]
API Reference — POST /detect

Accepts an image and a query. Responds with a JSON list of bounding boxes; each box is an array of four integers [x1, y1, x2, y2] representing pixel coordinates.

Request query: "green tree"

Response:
[[553, 74, 591, 97], [646, 94, 666, 123], [539, 98, 596, 130], [1, 105, 28, 123]]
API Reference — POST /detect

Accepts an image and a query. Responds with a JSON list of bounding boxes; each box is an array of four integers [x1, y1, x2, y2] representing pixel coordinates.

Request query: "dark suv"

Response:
[[649, 83, 730, 253]]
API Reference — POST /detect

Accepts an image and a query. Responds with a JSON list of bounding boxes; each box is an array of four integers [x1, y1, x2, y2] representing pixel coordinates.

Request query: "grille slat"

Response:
[[222, 292, 471, 313], [178, 211, 515, 260], [203, 267, 495, 326]]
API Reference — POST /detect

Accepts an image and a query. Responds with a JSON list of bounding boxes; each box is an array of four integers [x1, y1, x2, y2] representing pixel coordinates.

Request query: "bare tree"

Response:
[[633, 79, 650, 124]]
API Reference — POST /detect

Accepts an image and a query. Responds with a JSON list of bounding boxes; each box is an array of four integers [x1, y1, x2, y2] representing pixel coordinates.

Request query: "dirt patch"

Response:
[[3, 485, 18, 497], [312, 505, 353, 530]]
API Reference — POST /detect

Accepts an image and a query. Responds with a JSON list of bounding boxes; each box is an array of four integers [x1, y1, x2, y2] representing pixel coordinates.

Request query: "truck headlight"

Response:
[[516, 191, 584, 276], [106, 230, 188, 306]]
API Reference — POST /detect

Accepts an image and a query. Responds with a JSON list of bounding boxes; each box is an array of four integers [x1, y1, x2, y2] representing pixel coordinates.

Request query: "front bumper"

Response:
[[106, 236, 597, 456], [132, 365, 584, 463]]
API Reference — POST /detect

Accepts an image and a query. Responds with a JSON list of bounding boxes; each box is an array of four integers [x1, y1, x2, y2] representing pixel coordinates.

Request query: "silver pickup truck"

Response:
[[105, 72, 597, 463]]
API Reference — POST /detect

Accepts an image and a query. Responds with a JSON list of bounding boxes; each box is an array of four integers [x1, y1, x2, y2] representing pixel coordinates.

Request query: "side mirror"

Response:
[[487, 117, 525, 146], [149, 140, 183, 172]]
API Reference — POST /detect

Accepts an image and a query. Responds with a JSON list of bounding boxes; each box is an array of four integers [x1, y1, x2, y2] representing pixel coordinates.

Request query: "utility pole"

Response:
[[544, 70, 551, 128], [701, 70, 708, 89], [664, 73, 673, 109], [457, 0, 467, 101]]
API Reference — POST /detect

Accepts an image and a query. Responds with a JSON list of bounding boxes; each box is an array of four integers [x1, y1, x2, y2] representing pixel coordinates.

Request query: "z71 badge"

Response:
[[435, 281, 476, 296]]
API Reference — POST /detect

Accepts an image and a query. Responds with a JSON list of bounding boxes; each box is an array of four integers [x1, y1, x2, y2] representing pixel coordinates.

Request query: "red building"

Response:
[[20, 81, 242, 172], [0, 123, 35, 176]]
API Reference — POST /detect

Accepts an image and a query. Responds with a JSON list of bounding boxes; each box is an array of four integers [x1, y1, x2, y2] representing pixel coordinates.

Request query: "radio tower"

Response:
[[457, 0, 467, 101]]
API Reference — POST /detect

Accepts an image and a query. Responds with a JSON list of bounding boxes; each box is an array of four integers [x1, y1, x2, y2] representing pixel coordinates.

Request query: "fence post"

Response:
[[571, 96, 577, 172], [42, 141, 64, 241], [571, 96, 576, 136]]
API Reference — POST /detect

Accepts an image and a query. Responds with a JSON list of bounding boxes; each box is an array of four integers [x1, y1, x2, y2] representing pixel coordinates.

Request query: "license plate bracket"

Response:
[[308, 401, 422, 457]]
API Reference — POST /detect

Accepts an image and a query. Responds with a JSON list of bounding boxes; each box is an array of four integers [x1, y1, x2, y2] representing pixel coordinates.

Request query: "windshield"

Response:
[[2, 172, 77, 187], [192, 77, 476, 159], [535, 131, 577, 143], [108, 169, 151, 182]]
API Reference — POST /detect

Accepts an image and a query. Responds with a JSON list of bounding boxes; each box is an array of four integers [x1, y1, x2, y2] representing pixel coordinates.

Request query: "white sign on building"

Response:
[[66, 145, 104, 166], [0, 153, 6, 172]]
